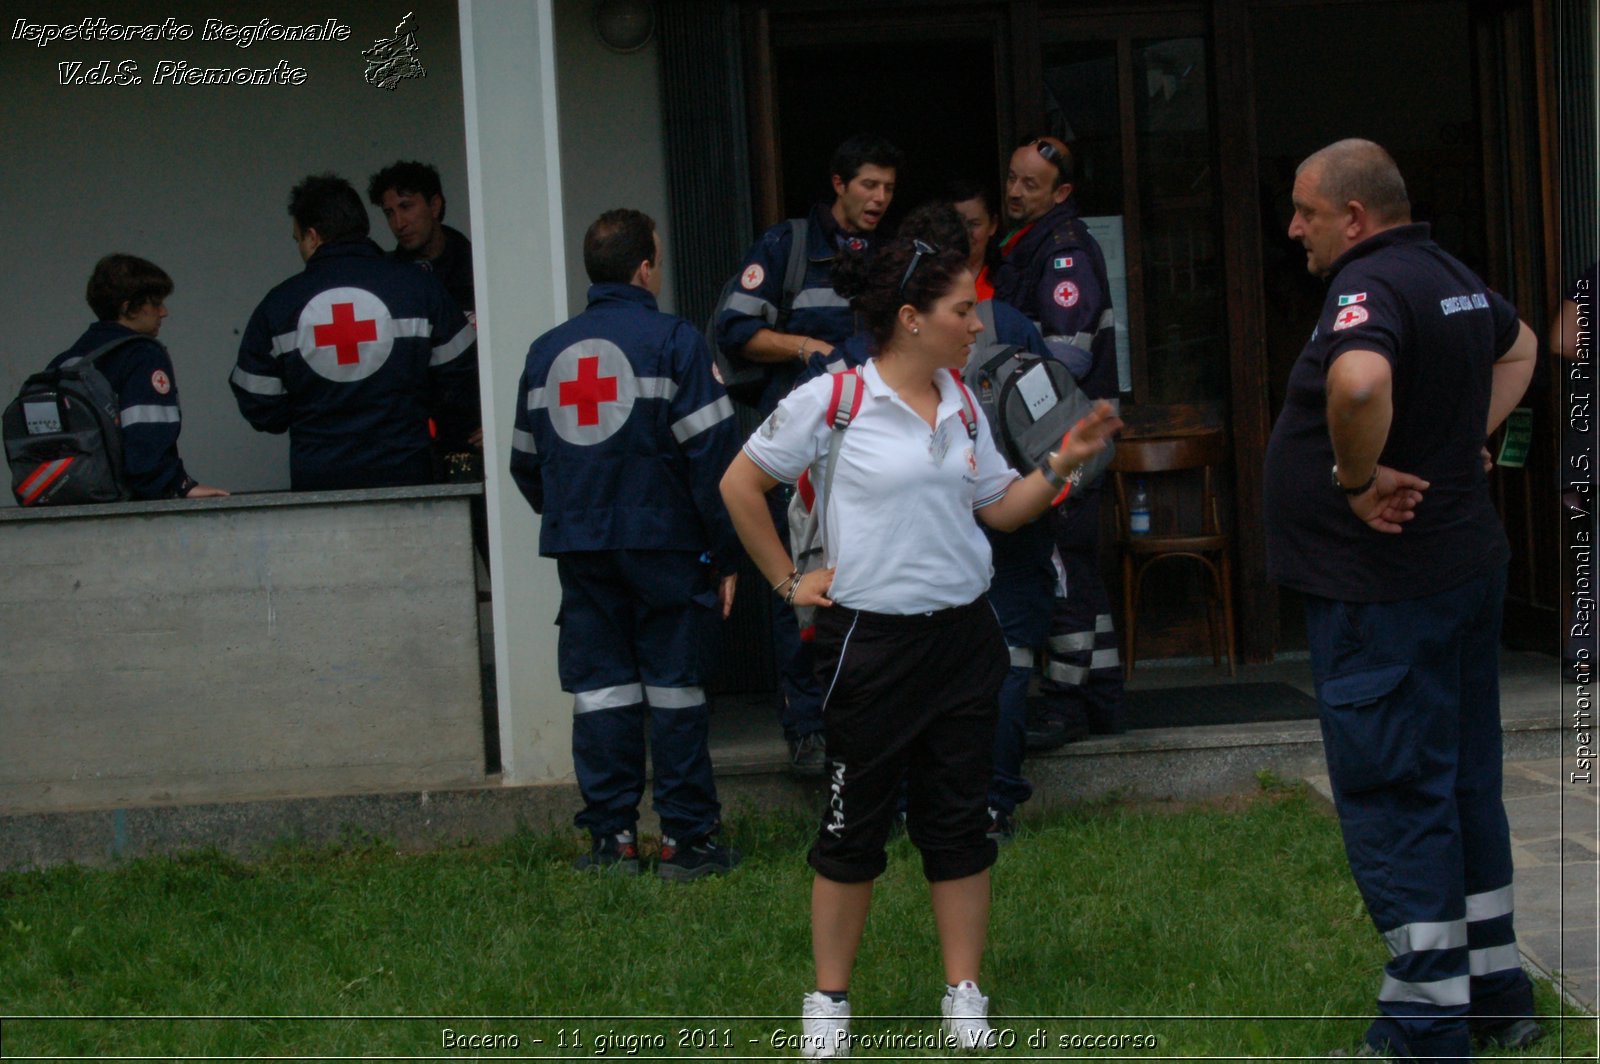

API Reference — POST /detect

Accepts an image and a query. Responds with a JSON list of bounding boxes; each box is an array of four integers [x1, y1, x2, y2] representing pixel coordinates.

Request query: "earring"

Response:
[[912, 326, 920, 335]]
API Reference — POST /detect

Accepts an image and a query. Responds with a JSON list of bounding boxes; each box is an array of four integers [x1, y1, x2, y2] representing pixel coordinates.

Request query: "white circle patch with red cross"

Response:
[[297, 287, 396, 382], [150, 369, 171, 395], [1053, 281, 1080, 308], [740, 264, 765, 290], [1333, 305, 1370, 331], [544, 340, 638, 446]]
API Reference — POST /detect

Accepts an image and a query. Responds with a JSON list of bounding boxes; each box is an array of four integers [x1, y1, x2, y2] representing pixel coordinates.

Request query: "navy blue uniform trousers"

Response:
[[1039, 490, 1123, 730], [986, 517, 1055, 815], [1306, 566, 1533, 1063], [556, 550, 721, 842]]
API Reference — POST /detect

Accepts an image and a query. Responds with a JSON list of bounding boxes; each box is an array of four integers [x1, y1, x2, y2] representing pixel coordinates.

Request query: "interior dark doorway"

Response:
[[767, 41, 999, 230]]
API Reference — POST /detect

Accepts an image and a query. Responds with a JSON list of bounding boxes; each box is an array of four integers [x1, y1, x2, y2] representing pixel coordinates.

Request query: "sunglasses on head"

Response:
[[1021, 137, 1068, 176], [898, 239, 938, 300]]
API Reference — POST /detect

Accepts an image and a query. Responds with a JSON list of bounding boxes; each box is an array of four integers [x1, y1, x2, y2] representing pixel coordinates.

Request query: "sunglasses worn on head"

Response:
[[898, 239, 938, 300], [1029, 138, 1067, 173]]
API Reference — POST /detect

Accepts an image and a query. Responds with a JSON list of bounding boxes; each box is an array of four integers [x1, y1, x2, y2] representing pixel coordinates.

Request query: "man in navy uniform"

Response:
[[512, 208, 742, 880], [230, 173, 478, 491], [991, 134, 1123, 745], [366, 160, 476, 319], [716, 133, 904, 776], [1265, 139, 1540, 1061]]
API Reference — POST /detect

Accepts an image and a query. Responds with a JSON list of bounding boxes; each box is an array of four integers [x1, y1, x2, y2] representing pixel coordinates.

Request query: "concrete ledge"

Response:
[[1, 486, 486, 815]]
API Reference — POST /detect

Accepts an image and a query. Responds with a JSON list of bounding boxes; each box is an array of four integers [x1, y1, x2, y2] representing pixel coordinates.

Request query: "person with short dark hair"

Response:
[[510, 208, 743, 881], [230, 173, 478, 491], [992, 133, 1125, 747], [1265, 138, 1542, 1060], [946, 179, 1001, 299], [45, 254, 226, 499], [366, 160, 475, 316], [721, 234, 1119, 1057], [715, 133, 906, 778]]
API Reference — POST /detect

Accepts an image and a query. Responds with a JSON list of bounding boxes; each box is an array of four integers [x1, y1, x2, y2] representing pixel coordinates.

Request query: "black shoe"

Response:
[[574, 830, 640, 875], [789, 732, 827, 777], [1475, 1018, 1544, 1050], [1025, 715, 1089, 752], [658, 835, 741, 881]]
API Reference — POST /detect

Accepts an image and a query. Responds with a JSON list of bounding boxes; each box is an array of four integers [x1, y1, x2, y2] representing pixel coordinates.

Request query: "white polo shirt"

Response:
[[744, 359, 1019, 614]]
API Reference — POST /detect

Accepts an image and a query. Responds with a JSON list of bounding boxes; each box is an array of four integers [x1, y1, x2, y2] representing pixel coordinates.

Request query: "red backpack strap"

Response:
[[949, 368, 979, 441], [828, 367, 863, 429]]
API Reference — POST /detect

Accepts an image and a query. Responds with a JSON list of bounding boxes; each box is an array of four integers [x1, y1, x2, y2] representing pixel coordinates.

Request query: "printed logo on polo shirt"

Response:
[[964, 447, 977, 478], [297, 287, 395, 382], [544, 339, 637, 446], [1333, 305, 1369, 331], [1052, 255, 1074, 271], [759, 407, 787, 440], [1337, 292, 1367, 307], [150, 369, 171, 395], [740, 264, 765, 290], [1053, 280, 1079, 308]]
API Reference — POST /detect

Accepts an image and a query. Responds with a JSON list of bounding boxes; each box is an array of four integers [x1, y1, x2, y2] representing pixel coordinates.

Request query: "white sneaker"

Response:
[[800, 991, 851, 1058], [941, 980, 998, 1051]]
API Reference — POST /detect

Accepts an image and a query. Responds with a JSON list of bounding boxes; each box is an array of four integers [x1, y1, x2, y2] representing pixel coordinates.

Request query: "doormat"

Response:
[[1122, 681, 1319, 730]]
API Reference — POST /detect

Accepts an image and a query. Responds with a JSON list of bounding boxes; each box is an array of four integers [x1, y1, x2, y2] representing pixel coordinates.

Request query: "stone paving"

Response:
[[1308, 755, 1598, 1013]]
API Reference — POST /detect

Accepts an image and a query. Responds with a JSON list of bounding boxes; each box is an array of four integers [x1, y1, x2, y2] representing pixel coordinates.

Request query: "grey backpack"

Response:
[[4, 337, 135, 506]]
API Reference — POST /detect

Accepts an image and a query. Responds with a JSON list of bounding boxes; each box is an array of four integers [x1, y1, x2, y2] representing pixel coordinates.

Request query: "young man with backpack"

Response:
[[8, 254, 226, 505], [714, 133, 905, 777]]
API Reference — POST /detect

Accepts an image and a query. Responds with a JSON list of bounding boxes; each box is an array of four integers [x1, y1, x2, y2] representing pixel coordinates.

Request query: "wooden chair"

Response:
[[1109, 430, 1236, 677]]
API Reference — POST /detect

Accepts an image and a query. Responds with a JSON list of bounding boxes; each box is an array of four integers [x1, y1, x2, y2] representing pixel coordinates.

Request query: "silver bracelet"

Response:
[[1040, 453, 1068, 490]]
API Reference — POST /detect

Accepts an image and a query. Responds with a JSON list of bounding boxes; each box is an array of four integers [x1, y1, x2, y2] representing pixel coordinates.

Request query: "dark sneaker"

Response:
[[1475, 1018, 1544, 1050], [658, 835, 741, 881], [1025, 714, 1089, 752], [789, 732, 828, 777], [574, 830, 640, 875], [986, 807, 1014, 844]]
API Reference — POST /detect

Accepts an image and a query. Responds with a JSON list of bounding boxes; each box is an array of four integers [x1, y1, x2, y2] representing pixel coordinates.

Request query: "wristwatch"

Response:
[[1042, 454, 1068, 490], [1331, 464, 1377, 496]]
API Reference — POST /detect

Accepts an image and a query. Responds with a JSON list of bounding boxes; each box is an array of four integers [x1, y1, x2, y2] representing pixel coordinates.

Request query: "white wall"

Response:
[[0, 0, 471, 498], [552, 0, 675, 316]]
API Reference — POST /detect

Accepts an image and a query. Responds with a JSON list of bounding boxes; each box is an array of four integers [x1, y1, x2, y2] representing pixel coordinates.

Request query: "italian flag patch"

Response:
[[1337, 292, 1367, 306], [1052, 255, 1074, 270]]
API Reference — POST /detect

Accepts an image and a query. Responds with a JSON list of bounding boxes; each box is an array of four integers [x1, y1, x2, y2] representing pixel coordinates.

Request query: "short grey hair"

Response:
[[1297, 139, 1410, 224]]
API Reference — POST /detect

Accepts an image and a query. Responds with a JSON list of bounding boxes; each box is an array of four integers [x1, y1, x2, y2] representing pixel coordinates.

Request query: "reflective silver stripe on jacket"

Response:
[[672, 397, 733, 443], [724, 292, 777, 323], [792, 288, 849, 310], [511, 429, 537, 455], [230, 367, 285, 396], [271, 331, 300, 357], [573, 684, 644, 714], [430, 323, 476, 366], [1008, 647, 1034, 668], [120, 404, 181, 426]]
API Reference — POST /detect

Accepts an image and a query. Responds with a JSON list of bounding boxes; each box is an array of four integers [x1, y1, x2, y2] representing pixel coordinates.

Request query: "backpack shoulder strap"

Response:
[[775, 217, 810, 328], [58, 333, 145, 370], [949, 369, 979, 441], [813, 368, 862, 525]]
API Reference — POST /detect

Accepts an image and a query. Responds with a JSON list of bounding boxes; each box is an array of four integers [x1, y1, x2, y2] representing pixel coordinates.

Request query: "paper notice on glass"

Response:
[[1082, 215, 1130, 394]]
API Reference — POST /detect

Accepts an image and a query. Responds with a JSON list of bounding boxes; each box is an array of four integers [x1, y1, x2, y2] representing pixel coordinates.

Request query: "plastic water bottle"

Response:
[[1130, 479, 1151, 536]]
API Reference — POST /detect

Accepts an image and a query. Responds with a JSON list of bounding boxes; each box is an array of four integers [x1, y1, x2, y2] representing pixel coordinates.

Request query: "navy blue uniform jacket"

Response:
[[991, 199, 1118, 401], [50, 321, 191, 499], [511, 283, 743, 571], [230, 240, 478, 491]]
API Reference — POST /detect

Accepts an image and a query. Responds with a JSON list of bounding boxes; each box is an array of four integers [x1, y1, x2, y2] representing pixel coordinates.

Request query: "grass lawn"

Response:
[[1, 785, 1590, 1059]]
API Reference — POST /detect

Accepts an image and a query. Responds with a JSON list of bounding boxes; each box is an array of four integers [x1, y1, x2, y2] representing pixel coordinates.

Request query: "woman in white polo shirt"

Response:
[[721, 236, 1118, 1057]]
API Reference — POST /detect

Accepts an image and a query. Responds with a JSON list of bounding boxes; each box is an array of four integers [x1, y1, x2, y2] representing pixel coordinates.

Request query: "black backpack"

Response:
[[963, 300, 1114, 491], [705, 218, 810, 405], [4, 336, 136, 506]]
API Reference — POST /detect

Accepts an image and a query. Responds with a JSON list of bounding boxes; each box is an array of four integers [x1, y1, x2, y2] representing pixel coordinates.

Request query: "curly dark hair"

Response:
[[831, 236, 967, 350]]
